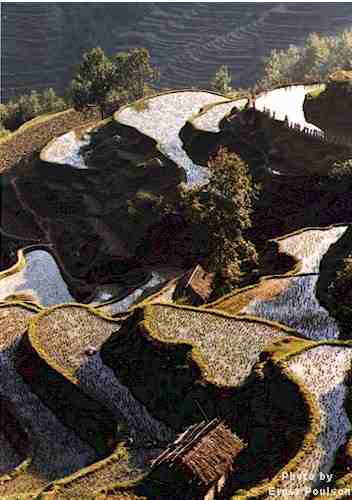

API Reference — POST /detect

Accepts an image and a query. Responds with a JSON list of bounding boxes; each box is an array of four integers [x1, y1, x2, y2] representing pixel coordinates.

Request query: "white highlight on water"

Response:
[[242, 226, 348, 340], [118, 91, 225, 186]]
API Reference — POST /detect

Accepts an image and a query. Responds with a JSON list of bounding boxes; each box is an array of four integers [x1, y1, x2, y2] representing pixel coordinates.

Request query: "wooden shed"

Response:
[[150, 419, 245, 500], [174, 265, 214, 305]]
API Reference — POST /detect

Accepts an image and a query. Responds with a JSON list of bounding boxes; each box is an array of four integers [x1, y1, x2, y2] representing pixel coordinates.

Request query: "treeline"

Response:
[[258, 29, 352, 89], [4, 27, 352, 137], [0, 88, 68, 138]]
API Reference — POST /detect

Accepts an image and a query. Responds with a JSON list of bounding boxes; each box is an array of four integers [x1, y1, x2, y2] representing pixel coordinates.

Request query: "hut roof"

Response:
[[182, 265, 214, 302], [152, 419, 245, 486]]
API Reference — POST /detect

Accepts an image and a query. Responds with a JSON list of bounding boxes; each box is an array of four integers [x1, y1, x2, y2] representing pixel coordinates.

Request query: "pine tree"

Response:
[[70, 47, 115, 118], [181, 147, 258, 293], [210, 65, 233, 95]]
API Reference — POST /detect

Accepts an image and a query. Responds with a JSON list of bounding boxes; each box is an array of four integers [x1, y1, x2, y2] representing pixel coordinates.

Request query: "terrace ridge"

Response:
[[206, 223, 348, 312]]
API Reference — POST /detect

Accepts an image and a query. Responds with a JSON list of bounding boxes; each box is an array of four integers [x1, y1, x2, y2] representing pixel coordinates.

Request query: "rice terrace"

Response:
[[4, 3, 352, 499]]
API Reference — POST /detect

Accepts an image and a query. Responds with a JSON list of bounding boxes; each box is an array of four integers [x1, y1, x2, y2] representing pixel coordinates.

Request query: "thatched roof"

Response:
[[152, 419, 245, 486], [179, 265, 214, 302]]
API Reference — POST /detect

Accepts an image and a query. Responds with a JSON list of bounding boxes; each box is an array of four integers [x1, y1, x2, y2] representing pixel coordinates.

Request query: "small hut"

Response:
[[150, 419, 245, 500], [174, 265, 214, 305]]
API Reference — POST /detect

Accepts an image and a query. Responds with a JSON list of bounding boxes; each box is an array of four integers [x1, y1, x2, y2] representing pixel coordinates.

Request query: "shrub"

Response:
[[329, 256, 352, 303], [70, 46, 158, 118], [0, 124, 10, 139], [1, 88, 68, 131], [258, 29, 352, 89], [210, 65, 233, 95]]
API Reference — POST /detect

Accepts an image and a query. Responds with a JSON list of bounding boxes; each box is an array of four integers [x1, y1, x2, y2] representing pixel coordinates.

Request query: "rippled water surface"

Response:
[[42, 131, 91, 168], [117, 91, 223, 185], [0, 250, 121, 307], [255, 85, 323, 132], [193, 98, 247, 133], [242, 226, 348, 340]]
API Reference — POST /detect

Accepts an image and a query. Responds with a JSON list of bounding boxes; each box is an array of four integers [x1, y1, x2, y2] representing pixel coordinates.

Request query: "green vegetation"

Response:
[[259, 29, 352, 88], [114, 48, 159, 102], [70, 47, 158, 118], [327, 256, 352, 306], [5, 28, 352, 498], [210, 65, 233, 95], [306, 85, 326, 99], [0, 124, 10, 138], [316, 226, 352, 338], [70, 47, 116, 119], [179, 147, 258, 296], [0, 88, 67, 132]]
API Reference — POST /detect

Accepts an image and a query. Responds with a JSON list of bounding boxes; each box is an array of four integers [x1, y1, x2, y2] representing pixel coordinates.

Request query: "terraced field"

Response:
[[145, 303, 302, 387], [284, 345, 352, 497], [191, 98, 247, 133], [97, 272, 173, 316], [255, 84, 324, 132], [116, 91, 226, 185], [212, 226, 348, 340], [3, 76, 352, 499], [4, 4, 352, 100], [31, 305, 174, 446], [0, 304, 96, 497], [41, 129, 93, 169], [0, 248, 128, 308]]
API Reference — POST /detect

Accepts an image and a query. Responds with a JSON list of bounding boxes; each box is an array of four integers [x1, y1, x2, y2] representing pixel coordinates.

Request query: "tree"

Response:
[[210, 65, 233, 95], [259, 46, 301, 89], [258, 29, 352, 89], [70, 47, 115, 118], [328, 256, 352, 304], [41, 88, 66, 113], [0, 89, 67, 131], [181, 147, 258, 294], [0, 124, 10, 139], [114, 48, 159, 101], [70, 47, 158, 117]]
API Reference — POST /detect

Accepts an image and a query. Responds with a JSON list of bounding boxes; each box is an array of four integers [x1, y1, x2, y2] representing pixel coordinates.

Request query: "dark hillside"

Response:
[[3, 3, 352, 100]]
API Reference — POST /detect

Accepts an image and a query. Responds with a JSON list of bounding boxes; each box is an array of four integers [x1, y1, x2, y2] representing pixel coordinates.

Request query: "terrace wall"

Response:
[[225, 107, 352, 176], [0, 108, 99, 173], [15, 332, 118, 456], [303, 83, 352, 137], [221, 83, 352, 176], [228, 360, 321, 499], [99, 328, 315, 500], [0, 395, 30, 459], [101, 307, 213, 431]]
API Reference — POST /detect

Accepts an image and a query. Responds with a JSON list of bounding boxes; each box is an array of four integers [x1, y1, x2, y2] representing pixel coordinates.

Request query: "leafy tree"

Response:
[[0, 124, 10, 139], [70, 47, 158, 117], [210, 65, 233, 95], [114, 47, 159, 101], [181, 147, 258, 294], [41, 88, 66, 113], [70, 47, 115, 118], [1, 89, 67, 131], [329, 256, 352, 304], [258, 29, 352, 89], [259, 46, 301, 88]]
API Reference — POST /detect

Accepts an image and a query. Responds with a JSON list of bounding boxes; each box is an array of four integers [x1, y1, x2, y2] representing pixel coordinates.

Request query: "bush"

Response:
[[210, 65, 233, 95], [0, 124, 10, 139], [70, 46, 158, 118], [1, 88, 67, 131], [258, 29, 352, 89], [329, 256, 352, 303]]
